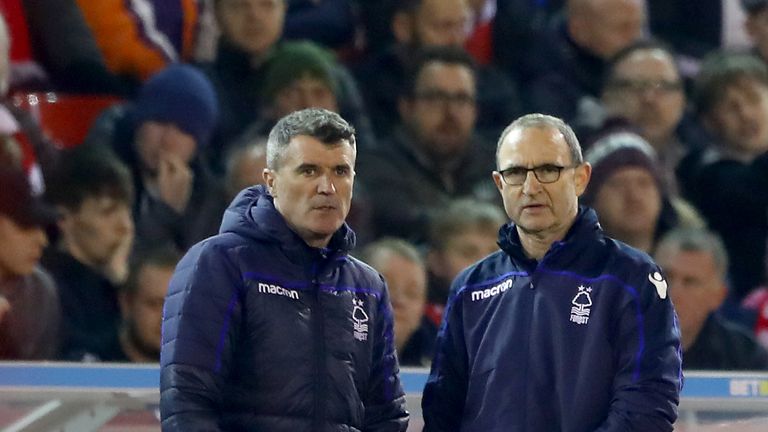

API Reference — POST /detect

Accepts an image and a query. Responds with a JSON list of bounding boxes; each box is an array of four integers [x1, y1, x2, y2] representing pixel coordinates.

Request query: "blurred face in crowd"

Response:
[[375, 251, 427, 351], [58, 196, 133, 270], [264, 135, 355, 248], [746, 6, 768, 61], [413, 0, 470, 48], [135, 121, 197, 176], [216, 0, 286, 57], [569, 0, 644, 59], [0, 215, 47, 279], [273, 76, 338, 119], [654, 245, 725, 350], [226, 143, 267, 197], [592, 167, 661, 251], [400, 60, 477, 162], [603, 49, 686, 148], [704, 77, 768, 159], [429, 228, 500, 284], [493, 126, 591, 241], [120, 263, 173, 361]]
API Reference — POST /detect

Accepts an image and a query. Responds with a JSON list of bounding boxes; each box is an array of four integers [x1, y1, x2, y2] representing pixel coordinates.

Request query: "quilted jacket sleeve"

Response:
[[421, 278, 470, 432], [594, 264, 682, 432], [159, 241, 243, 431], [363, 279, 409, 432]]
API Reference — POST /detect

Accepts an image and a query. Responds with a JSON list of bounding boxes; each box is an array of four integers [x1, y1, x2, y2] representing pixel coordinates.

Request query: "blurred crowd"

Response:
[[1, 0, 768, 371]]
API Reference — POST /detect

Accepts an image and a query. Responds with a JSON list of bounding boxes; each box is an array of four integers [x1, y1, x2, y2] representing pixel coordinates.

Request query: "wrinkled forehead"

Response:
[[497, 126, 572, 168], [282, 135, 356, 165]]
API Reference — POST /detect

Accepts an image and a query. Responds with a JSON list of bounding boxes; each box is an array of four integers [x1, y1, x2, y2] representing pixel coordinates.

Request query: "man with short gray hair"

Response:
[[160, 108, 408, 431], [423, 113, 681, 431]]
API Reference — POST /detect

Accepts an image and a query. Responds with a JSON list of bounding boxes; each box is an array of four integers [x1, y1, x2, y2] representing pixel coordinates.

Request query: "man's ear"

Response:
[[392, 11, 414, 45], [262, 168, 276, 196], [492, 171, 504, 192], [574, 162, 592, 197]]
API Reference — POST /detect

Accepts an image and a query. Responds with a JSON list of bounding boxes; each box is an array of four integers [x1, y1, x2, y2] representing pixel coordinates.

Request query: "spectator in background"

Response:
[[582, 130, 704, 254], [424, 198, 505, 326], [655, 228, 768, 370], [358, 46, 498, 242], [22, 0, 199, 95], [0, 167, 60, 360], [203, 0, 370, 171], [282, 0, 358, 51], [599, 40, 708, 193], [114, 246, 180, 363], [224, 134, 268, 200], [233, 41, 376, 154], [684, 51, 768, 302], [42, 145, 134, 360], [361, 238, 437, 367], [88, 64, 227, 254], [353, 0, 521, 140], [744, 0, 768, 63], [528, 0, 645, 123]]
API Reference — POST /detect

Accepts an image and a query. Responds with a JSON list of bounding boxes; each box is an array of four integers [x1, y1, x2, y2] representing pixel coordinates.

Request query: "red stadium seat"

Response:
[[11, 92, 122, 148]]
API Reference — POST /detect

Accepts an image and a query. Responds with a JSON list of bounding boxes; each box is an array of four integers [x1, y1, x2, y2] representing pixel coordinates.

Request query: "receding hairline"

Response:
[[496, 117, 583, 168]]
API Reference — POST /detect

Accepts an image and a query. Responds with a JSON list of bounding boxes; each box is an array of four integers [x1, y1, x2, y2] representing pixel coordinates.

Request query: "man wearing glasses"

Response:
[[422, 114, 682, 431]]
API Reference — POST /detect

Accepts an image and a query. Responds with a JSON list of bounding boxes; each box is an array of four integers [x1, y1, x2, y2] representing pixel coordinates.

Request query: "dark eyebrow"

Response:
[[294, 163, 318, 173]]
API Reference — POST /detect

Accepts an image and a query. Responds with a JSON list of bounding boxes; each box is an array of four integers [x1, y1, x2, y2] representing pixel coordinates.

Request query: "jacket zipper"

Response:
[[312, 256, 326, 431]]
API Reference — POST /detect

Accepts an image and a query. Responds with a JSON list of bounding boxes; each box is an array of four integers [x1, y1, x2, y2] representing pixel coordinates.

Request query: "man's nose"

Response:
[[521, 171, 543, 194], [317, 174, 337, 194]]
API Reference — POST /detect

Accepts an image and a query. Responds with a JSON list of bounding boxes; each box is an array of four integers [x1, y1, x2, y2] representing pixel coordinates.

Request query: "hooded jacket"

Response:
[[160, 185, 408, 431], [422, 208, 682, 431]]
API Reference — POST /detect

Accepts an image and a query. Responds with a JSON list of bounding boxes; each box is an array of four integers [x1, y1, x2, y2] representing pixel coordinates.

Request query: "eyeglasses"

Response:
[[608, 79, 683, 94], [497, 164, 576, 186], [413, 89, 476, 108]]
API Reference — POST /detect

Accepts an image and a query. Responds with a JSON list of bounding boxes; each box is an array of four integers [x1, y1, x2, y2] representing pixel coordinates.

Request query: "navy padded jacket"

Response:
[[423, 208, 682, 431], [160, 185, 408, 431]]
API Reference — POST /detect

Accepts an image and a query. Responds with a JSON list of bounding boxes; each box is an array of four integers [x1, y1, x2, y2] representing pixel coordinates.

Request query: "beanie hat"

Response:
[[581, 131, 664, 205], [263, 41, 338, 103], [132, 64, 219, 148]]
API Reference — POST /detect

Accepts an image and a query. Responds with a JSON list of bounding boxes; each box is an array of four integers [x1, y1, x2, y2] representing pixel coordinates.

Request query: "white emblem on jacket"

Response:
[[352, 298, 369, 341], [570, 285, 593, 325], [648, 272, 668, 299]]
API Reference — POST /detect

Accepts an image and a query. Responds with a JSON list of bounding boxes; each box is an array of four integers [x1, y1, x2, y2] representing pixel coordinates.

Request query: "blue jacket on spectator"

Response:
[[160, 185, 408, 431], [422, 208, 682, 431]]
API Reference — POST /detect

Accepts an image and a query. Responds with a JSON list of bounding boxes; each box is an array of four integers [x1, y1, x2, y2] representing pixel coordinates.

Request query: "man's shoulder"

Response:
[[452, 251, 515, 295], [345, 255, 386, 288]]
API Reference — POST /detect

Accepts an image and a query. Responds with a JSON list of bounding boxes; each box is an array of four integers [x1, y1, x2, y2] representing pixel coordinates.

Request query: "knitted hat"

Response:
[[581, 131, 663, 205], [263, 41, 338, 103], [742, 0, 768, 13], [132, 64, 219, 148], [0, 167, 59, 227]]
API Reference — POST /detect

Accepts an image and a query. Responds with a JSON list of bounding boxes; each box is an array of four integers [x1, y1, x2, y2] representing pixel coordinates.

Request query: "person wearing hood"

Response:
[[87, 63, 227, 254], [159, 108, 408, 431]]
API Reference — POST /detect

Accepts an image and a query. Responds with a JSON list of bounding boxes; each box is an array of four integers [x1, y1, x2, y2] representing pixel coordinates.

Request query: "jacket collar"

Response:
[[498, 206, 602, 264]]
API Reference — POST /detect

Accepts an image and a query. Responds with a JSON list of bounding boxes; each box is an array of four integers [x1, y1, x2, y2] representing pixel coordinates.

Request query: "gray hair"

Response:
[[359, 237, 425, 270], [266, 108, 356, 169], [496, 113, 583, 169], [656, 228, 729, 277], [429, 198, 506, 250]]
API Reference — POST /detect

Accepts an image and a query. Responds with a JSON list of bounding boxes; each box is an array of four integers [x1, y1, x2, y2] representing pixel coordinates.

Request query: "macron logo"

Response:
[[470, 278, 513, 301], [258, 282, 299, 300]]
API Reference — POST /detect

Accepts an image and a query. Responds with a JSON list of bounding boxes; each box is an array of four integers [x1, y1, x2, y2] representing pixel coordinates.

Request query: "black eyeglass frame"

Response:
[[496, 164, 579, 186]]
